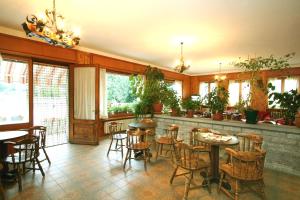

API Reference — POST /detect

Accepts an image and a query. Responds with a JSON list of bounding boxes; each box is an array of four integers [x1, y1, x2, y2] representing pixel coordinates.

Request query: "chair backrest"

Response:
[[225, 147, 266, 180], [11, 137, 39, 164], [189, 128, 211, 150], [126, 129, 150, 148], [173, 142, 208, 170], [164, 124, 179, 140], [236, 133, 263, 152], [20, 126, 47, 147], [108, 122, 124, 136]]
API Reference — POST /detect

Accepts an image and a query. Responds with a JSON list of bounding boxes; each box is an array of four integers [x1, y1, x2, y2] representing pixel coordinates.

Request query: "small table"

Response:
[[128, 121, 157, 130], [0, 131, 28, 175], [195, 132, 239, 183]]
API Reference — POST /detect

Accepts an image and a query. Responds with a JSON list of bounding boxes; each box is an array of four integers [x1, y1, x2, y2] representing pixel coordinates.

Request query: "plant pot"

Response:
[[153, 102, 163, 114], [212, 112, 224, 121], [186, 110, 194, 118], [295, 113, 300, 128], [245, 109, 258, 124], [171, 108, 179, 116]]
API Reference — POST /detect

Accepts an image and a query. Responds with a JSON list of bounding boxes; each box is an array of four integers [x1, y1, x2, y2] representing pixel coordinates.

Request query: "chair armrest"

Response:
[[3, 141, 16, 145]]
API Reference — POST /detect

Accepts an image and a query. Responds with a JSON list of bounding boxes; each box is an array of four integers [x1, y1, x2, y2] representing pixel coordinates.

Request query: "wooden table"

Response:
[[195, 132, 239, 183], [128, 121, 157, 130], [0, 131, 28, 174]]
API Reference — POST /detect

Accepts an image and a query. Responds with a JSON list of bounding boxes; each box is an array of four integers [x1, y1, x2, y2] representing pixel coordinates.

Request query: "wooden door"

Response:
[[69, 65, 99, 145]]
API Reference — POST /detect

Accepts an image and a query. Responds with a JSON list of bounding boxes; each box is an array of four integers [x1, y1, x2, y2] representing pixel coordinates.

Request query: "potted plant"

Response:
[[162, 87, 181, 116], [207, 86, 229, 120], [268, 83, 300, 126], [181, 97, 200, 118], [234, 53, 295, 124], [129, 66, 167, 116]]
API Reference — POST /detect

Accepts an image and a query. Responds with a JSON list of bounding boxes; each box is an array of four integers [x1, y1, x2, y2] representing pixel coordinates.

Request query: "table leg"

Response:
[[210, 145, 219, 183]]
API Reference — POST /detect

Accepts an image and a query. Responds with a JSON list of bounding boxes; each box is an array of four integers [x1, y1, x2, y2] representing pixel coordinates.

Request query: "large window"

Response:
[[228, 80, 250, 106], [106, 73, 136, 114], [0, 59, 29, 125], [199, 82, 217, 102], [169, 80, 183, 98], [268, 77, 299, 108]]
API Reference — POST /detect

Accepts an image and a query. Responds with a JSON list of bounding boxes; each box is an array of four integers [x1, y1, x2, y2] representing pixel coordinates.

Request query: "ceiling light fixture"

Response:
[[214, 62, 227, 81], [174, 42, 190, 73], [22, 0, 80, 48]]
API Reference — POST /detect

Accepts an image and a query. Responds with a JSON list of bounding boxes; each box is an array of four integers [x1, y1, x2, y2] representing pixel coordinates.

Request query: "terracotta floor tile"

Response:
[[2, 137, 300, 200]]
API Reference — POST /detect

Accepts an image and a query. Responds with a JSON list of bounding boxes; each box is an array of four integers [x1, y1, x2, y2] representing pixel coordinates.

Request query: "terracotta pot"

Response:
[[212, 112, 224, 121], [186, 110, 194, 118], [295, 113, 300, 128], [171, 109, 178, 116], [153, 102, 163, 114]]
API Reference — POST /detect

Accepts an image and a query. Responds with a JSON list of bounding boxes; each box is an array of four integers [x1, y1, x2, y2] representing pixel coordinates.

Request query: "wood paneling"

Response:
[[71, 121, 98, 145], [0, 33, 77, 63], [76, 51, 91, 64]]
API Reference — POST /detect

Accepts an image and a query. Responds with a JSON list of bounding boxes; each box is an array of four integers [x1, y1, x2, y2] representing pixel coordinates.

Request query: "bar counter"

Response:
[[153, 114, 300, 176]]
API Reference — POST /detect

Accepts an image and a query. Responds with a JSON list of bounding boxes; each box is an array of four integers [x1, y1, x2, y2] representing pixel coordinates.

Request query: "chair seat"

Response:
[[180, 157, 209, 170], [156, 137, 173, 145], [5, 153, 32, 164], [112, 133, 127, 140], [128, 142, 151, 150]]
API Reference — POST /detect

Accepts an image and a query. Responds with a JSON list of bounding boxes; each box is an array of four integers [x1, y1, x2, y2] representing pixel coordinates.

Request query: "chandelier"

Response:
[[214, 62, 227, 81], [22, 0, 80, 48], [174, 42, 190, 73]]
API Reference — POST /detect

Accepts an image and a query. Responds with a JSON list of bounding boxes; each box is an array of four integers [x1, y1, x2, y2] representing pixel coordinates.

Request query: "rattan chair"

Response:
[[4, 136, 45, 191], [155, 124, 179, 161], [219, 147, 266, 200], [123, 129, 151, 171], [170, 141, 211, 199], [107, 122, 127, 158]]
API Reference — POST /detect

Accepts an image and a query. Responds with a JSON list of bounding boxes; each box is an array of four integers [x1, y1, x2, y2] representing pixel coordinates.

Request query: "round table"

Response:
[[195, 132, 239, 183], [128, 121, 157, 130], [0, 131, 28, 173]]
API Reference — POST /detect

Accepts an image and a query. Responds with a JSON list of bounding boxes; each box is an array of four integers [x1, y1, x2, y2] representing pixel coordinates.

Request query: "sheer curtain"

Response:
[[74, 67, 95, 120], [99, 68, 108, 118]]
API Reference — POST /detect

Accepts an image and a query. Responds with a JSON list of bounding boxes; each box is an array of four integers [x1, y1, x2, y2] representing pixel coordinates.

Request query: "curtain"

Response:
[[99, 68, 108, 118], [74, 67, 95, 120]]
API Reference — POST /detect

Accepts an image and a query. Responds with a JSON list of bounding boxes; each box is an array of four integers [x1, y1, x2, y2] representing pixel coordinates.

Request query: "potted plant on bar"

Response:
[[234, 53, 295, 124], [268, 83, 300, 126], [162, 87, 181, 116], [181, 97, 200, 118], [207, 86, 229, 121]]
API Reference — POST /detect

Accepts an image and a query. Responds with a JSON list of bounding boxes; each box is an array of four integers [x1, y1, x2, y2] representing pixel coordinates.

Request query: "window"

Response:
[[268, 77, 299, 108], [169, 80, 182, 98], [106, 73, 136, 114], [0, 59, 29, 125], [199, 82, 217, 102], [228, 80, 250, 107]]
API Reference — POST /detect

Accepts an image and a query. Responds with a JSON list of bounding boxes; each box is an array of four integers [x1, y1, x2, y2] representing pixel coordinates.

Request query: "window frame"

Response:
[[0, 54, 33, 130], [228, 80, 250, 107]]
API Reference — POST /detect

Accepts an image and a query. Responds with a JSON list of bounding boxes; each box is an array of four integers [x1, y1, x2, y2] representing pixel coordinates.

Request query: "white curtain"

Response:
[[99, 68, 108, 118], [74, 67, 95, 120]]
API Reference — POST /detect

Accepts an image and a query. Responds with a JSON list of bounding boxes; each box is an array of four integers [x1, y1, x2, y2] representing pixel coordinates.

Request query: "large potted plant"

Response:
[[162, 87, 181, 116], [181, 97, 200, 118], [207, 86, 229, 121], [268, 83, 300, 126], [129, 66, 168, 117], [234, 53, 295, 124]]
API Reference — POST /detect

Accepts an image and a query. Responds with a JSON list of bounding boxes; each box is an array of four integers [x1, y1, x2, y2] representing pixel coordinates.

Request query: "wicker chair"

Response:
[[219, 147, 266, 200], [107, 122, 127, 158], [155, 124, 179, 161], [170, 141, 211, 200], [4, 136, 45, 191], [123, 129, 151, 171]]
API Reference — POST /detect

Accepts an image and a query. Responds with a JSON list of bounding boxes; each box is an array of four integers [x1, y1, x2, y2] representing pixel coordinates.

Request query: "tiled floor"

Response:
[[3, 137, 300, 200]]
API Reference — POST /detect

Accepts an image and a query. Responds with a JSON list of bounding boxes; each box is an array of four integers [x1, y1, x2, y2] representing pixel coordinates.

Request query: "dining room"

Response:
[[1, 0, 300, 200]]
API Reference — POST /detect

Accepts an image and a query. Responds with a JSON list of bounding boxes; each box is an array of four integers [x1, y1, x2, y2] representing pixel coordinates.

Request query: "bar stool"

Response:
[[107, 122, 127, 158]]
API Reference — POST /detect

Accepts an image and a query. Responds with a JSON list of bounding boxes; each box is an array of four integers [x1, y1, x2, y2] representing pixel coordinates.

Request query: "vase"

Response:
[[212, 112, 224, 121], [245, 109, 258, 124], [152, 102, 163, 114], [295, 113, 300, 128]]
